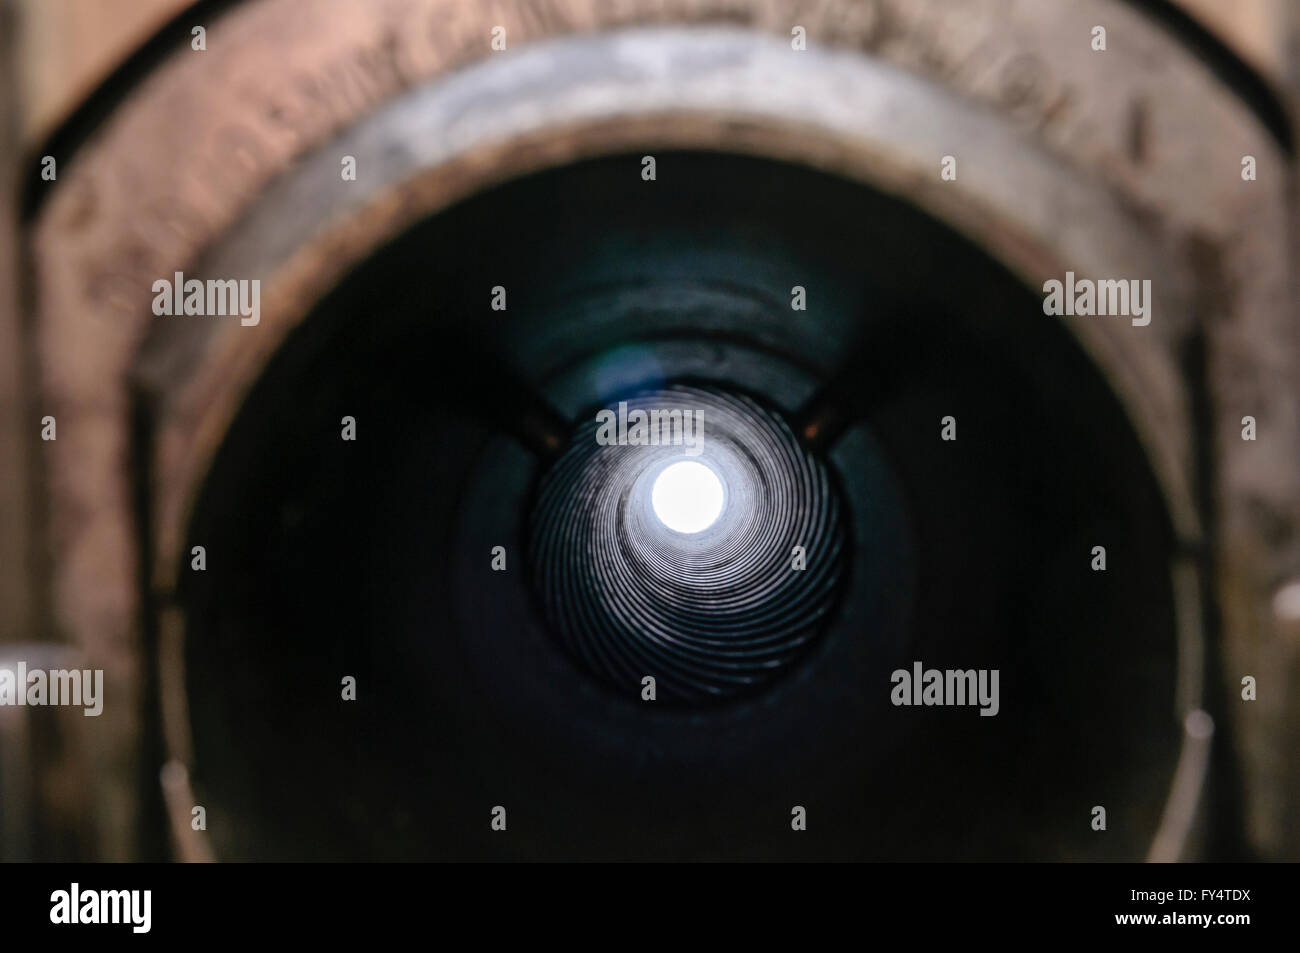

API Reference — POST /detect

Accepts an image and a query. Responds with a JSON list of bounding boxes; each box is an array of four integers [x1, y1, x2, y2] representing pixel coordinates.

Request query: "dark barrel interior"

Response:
[[179, 152, 1181, 860]]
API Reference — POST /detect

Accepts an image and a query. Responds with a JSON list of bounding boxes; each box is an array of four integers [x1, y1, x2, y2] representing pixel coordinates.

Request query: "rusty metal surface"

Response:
[[14, 0, 193, 148], [0, 1, 33, 648], [13, 0, 1297, 151], [0, 644, 98, 860], [13, 0, 1300, 859], [1173, 0, 1290, 89]]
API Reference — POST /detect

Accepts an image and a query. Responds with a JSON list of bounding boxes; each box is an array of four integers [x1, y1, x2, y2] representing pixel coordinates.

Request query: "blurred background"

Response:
[[0, 0, 1298, 861]]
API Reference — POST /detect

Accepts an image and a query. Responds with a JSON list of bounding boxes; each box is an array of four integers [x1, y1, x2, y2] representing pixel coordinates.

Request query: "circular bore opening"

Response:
[[652, 461, 725, 534]]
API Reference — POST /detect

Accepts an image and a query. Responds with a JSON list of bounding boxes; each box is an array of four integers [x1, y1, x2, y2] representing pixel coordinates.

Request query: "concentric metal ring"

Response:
[[529, 385, 845, 704]]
